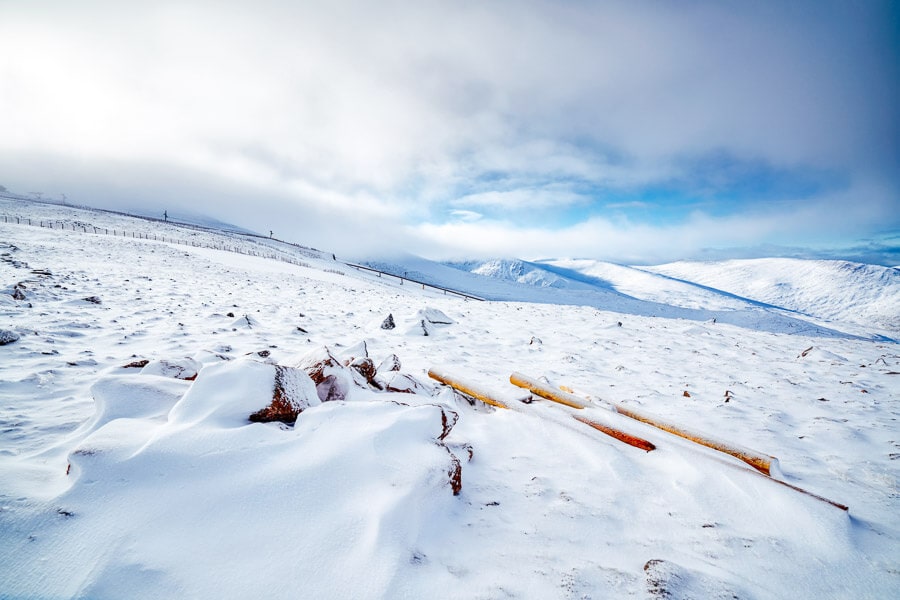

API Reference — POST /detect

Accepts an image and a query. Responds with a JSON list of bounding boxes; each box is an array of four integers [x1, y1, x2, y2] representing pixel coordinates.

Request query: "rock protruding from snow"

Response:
[[377, 354, 401, 375], [0, 330, 20, 345], [380, 314, 395, 330], [140, 357, 203, 380], [249, 365, 321, 424], [418, 307, 454, 324], [169, 359, 318, 427], [384, 372, 430, 395], [229, 314, 259, 329], [295, 345, 353, 402], [339, 340, 368, 363], [348, 357, 380, 389]]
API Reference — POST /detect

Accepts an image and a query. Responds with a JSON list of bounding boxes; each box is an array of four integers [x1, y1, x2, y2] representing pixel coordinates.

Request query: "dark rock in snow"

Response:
[[122, 359, 150, 369], [0, 330, 20, 345], [12, 287, 25, 301], [381, 314, 396, 330], [385, 372, 429, 395], [349, 357, 378, 386], [249, 365, 318, 424], [83, 296, 102, 304], [140, 358, 202, 380]]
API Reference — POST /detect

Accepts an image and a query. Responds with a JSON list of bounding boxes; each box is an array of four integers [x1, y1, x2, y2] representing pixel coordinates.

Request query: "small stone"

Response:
[[0, 330, 20, 345], [380, 314, 396, 330]]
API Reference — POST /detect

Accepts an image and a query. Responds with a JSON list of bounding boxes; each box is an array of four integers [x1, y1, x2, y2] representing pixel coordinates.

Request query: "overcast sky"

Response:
[[2, 0, 898, 264]]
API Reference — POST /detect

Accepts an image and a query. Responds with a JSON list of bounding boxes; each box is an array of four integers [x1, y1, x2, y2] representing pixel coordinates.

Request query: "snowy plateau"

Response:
[[0, 196, 898, 599]]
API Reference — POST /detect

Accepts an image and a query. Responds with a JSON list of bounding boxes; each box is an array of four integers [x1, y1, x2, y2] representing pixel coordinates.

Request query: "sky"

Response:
[[1, 0, 898, 265]]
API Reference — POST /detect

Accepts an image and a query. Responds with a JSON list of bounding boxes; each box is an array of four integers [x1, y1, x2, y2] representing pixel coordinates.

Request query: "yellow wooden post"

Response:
[[428, 368, 510, 409]]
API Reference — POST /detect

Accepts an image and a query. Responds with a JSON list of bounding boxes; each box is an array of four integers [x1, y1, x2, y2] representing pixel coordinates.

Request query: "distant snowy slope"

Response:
[[447, 259, 572, 288], [536, 259, 750, 311], [644, 259, 900, 333]]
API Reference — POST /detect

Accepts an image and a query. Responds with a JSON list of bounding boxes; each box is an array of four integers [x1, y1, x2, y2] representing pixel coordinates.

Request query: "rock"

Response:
[[122, 359, 150, 369], [438, 408, 459, 441], [0, 330, 20, 345], [140, 358, 203, 380], [229, 314, 259, 329], [446, 451, 462, 496], [418, 307, 454, 325], [168, 359, 318, 427], [339, 340, 368, 364], [83, 296, 102, 304], [249, 365, 320, 424], [12, 287, 25, 301], [377, 354, 401, 374], [380, 314, 396, 330], [385, 372, 429, 395], [295, 345, 352, 402], [349, 357, 379, 387], [406, 319, 434, 337]]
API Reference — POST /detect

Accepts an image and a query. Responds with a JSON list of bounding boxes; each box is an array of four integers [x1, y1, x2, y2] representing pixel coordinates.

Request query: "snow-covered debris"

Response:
[[139, 357, 202, 380]]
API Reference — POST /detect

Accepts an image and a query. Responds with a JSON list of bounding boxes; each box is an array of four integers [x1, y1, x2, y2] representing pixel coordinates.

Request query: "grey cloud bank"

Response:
[[1, 0, 897, 264]]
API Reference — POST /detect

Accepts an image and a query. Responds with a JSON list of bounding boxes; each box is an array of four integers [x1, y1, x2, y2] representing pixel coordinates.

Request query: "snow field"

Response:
[[1, 200, 898, 598]]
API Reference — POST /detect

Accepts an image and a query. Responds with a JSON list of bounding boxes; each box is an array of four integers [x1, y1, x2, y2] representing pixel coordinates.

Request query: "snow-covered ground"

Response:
[[1, 197, 898, 599]]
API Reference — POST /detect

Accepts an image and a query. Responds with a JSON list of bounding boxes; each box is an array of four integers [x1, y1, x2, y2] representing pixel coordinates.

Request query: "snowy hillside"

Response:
[[441, 257, 899, 340], [1, 197, 899, 599], [448, 259, 572, 289], [644, 259, 900, 335]]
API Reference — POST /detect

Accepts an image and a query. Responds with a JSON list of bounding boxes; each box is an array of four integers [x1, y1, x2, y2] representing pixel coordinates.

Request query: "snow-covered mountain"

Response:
[[447, 258, 571, 288], [1, 197, 898, 599], [644, 258, 900, 334], [440, 257, 899, 338]]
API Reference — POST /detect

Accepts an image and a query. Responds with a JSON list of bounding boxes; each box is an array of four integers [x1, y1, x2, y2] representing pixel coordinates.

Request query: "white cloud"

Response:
[[0, 0, 896, 262], [449, 209, 483, 222]]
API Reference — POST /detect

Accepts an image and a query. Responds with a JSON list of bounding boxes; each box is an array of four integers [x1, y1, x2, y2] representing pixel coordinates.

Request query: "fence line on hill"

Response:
[[1, 214, 483, 301]]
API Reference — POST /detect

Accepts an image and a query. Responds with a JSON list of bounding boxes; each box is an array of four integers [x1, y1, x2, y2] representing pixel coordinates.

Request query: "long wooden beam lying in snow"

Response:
[[508, 372, 656, 452], [608, 403, 778, 477], [512, 371, 778, 476], [512, 372, 846, 510], [427, 368, 510, 409], [572, 415, 657, 452]]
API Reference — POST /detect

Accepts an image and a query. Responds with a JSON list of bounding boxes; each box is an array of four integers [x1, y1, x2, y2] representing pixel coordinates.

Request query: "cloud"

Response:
[[0, 0, 897, 263], [449, 209, 483, 223]]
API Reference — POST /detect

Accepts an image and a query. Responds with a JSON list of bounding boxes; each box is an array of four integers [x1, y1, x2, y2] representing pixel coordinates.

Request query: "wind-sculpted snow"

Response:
[[1, 197, 898, 598]]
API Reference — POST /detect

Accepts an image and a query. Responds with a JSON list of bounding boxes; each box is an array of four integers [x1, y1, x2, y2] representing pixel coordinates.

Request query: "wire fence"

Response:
[[2, 213, 484, 301]]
